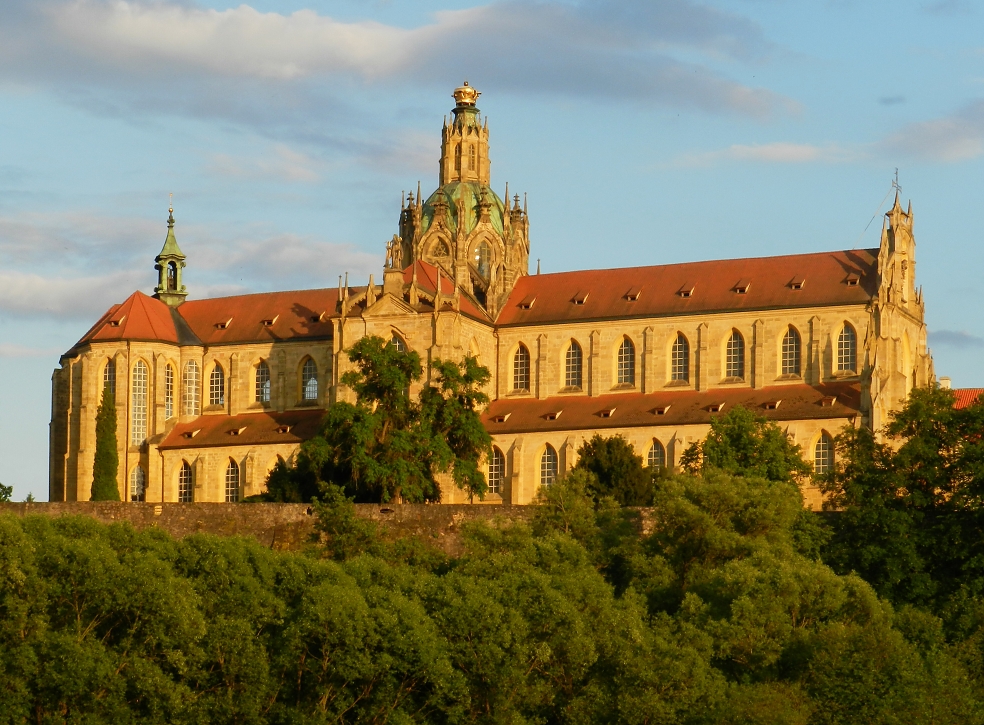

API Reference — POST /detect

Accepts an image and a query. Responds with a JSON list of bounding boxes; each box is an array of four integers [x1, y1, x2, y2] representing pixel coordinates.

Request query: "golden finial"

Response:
[[169, 192, 173, 213], [452, 81, 480, 107]]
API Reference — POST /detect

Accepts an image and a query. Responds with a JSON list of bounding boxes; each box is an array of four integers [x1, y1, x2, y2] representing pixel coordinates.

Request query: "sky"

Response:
[[2, 0, 983, 501]]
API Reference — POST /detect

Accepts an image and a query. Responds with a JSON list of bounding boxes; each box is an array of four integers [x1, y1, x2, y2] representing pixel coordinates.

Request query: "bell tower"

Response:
[[153, 204, 188, 307], [395, 83, 530, 317], [439, 82, 491, 186]]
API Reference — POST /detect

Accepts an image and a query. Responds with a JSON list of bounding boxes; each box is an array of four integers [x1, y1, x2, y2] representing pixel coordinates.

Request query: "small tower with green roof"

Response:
[[153, 204, 188, 307]]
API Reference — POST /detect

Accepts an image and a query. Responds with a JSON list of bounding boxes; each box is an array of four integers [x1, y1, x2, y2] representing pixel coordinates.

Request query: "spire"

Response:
[[153, 200, 188, 307]]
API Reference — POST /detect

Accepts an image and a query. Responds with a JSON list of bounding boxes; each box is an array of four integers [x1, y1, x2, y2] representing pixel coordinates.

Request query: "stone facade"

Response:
[[49, 84, 934, 507]]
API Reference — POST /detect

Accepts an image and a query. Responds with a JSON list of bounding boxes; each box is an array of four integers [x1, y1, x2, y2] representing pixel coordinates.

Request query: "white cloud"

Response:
[[0, 269, 147, 319], [880, 100, 984, 162], [928, 329, 984, 349], [0, 343, 64, 358], [670, 141, 857, 167], [0, 0, 793, 125]]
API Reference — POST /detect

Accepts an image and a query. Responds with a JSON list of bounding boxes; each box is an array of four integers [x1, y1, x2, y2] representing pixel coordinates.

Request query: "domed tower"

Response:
[[397, 82, 530, 316]]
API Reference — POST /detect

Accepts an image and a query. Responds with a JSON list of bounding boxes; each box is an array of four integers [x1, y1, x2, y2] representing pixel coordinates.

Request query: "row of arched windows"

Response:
[[509, 324, 858, 392], [489, 433, 834, 492]]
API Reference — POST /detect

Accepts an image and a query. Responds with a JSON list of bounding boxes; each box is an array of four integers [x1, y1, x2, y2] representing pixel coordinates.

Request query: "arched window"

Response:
[[565, 341, 583, 389], [513, 345, 530, 392], [837, 324, 857, 373], [255, 361, 271, 403], [129, 465, 146, 502], [617, 338, 636, 385], [468, 144, 477, 171], [302, 358, 318, 401], [209, 364, 225, 406], [103, 359, 116, 396], [814, 433, 834, 474], [488, 447, 504, 495], [167, 261, 177, 291], [475, 241, 492, 280], [182, 361, 200, 416], [648, 440, 666, 479], [454, 143, 461, 171], [130, 360, 148, 445], [782, 327, 801, 376], [178, 461, 193, 503], [225, 459, 240, 502], [391, 334, 407, 353], [540, 445, 558, 487], [671, 334, 690, 382], [726, 330, 745, 380], [164, 364, 174, 419]]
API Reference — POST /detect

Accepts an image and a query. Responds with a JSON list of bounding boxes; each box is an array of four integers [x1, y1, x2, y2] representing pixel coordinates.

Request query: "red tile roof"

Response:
[[75, 291, 180, 346], [177, 288, 338, 345], [402, 260, 491, 321], [482, 382, 861, 435], [953, 389, 984, 410], [159, 409, 325, 449], [495, 249, 879, 326]]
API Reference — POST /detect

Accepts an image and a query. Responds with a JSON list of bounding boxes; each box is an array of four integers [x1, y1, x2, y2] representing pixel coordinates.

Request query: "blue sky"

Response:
[[2, 0, 983, 500]]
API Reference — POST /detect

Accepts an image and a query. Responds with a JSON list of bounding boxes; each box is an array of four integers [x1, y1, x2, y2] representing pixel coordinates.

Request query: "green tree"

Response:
[[681, 404, 811, 483], [573, 433, 653, 506], [0, 483, 11, 503], [291, 335, 491, 503], [90, 386, 120, 501]]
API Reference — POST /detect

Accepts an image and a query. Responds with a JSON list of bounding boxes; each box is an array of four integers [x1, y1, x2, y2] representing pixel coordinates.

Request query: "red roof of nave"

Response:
[[953, 389, 984, 410], [159, 409, 325, 449], [495, 248, 879, 326]]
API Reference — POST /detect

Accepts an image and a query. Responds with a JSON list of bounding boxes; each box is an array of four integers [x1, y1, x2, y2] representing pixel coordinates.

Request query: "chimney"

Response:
[[939, 376, 952, 390]]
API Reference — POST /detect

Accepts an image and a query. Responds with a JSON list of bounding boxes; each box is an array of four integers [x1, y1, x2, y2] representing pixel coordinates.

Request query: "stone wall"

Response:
[[0, 502, 535, 554]]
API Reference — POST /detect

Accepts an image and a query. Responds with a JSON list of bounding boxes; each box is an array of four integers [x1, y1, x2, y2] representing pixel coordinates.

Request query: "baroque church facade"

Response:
[[49, 83, 934, 508]]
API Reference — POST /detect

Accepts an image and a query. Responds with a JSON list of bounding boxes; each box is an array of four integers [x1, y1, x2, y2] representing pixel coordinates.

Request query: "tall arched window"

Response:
[[475, 241, 492, 280], [726, 330, 745, 380], [513, 345, 530, 392], [671, 334, 690, 382], [167, 261, 177, 291], [302, 358, 318, 401], [255, 361, 271, 403], [178, 461, 193, 503], [390, 334, 406, 353], [468, 144, 477, 171], [129, 465, 146, 502], [782, 327, 801, 376], [488, 447, 504, 495], [814, 433, 834, 474], [225, 459, 240, 502], [209, 364, 225, 406], [837, 324, 857, 373], [454, 143, 461, 171], [130, 360, 148, 445], [565, 341, 583, 389], [648, 440, 666, 479], [103, 359, 116, 396], [617, 338, 636, 385], [182, 361, 200, 416], [540, 445, 558, 487], [164, 364, 174, 419]]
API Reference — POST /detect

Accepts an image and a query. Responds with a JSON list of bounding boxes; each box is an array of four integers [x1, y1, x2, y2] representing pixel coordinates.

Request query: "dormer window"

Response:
[[228, 426, 247, 436], [571, 291, 589, 305], [820, 396, 838, 407], [845, 273, 861, 287], [764, 400, 782, 410], [543, 410, 562, 421], [108, 315, 126, 328], [182, 429, 201, 439], [678, 283, 695, 298], [275, 425, 291, 434], [215, 318, 232, 330], [734, 279, 751, 294], [518, 295, 536, 310], [624, 286, 642, 301], [653, 405, 671, 415], [789, 276, 806, 290], [490, 413, 511, 423], [261, 315, 279, 327], [708, 402, 725, 413], [310, 311, 327, 323], [597, 408, 616, 419]]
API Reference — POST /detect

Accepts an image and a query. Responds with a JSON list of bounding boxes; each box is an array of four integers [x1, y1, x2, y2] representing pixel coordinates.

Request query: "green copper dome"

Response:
[[421, 182, 506, 237]]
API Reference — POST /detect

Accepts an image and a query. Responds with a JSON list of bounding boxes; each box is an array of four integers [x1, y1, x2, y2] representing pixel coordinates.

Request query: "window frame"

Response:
[[225, 459, 240, 503], [814, 432, 834, 474], [648, 440, 666, 479], [837, 324, 857, 373], [164, 364, 174, 419], [130, 360, 148, 445], [182, 361, 200, 416], [565, 340, 583, 389], [781, 327, 801, 377], [512, 344, 531, 392], [129, 465, 146, 502], [725, 330, 745, 380], [209, 364, 225, 407], [540, 445, 558, 487], [488, 447, 504, 495], [616, 337, 636, 386], [301, 358, 319, 401], [178, 461, 193, 503], [255, 360, 271, 404], [671, 333, 690, 382]]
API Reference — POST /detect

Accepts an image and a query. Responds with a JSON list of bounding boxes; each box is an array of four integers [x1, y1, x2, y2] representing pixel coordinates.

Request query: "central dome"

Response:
[[421, 182, 506, 236]]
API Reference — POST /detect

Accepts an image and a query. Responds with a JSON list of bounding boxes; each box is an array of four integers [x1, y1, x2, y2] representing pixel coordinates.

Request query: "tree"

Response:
[[289, 335, 492, 503], [573, 433, 653, 506], [90, 386, 120, 501], [681, 405, 811, 483], [0, 483, 11, 503]]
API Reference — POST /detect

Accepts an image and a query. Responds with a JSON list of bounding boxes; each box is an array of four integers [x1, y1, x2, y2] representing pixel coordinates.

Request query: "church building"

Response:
[[49, 83, 934, 508]]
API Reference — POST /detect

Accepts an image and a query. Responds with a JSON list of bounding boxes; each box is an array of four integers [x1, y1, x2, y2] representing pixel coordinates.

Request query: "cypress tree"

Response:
[[91, 385, 120, 501]]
